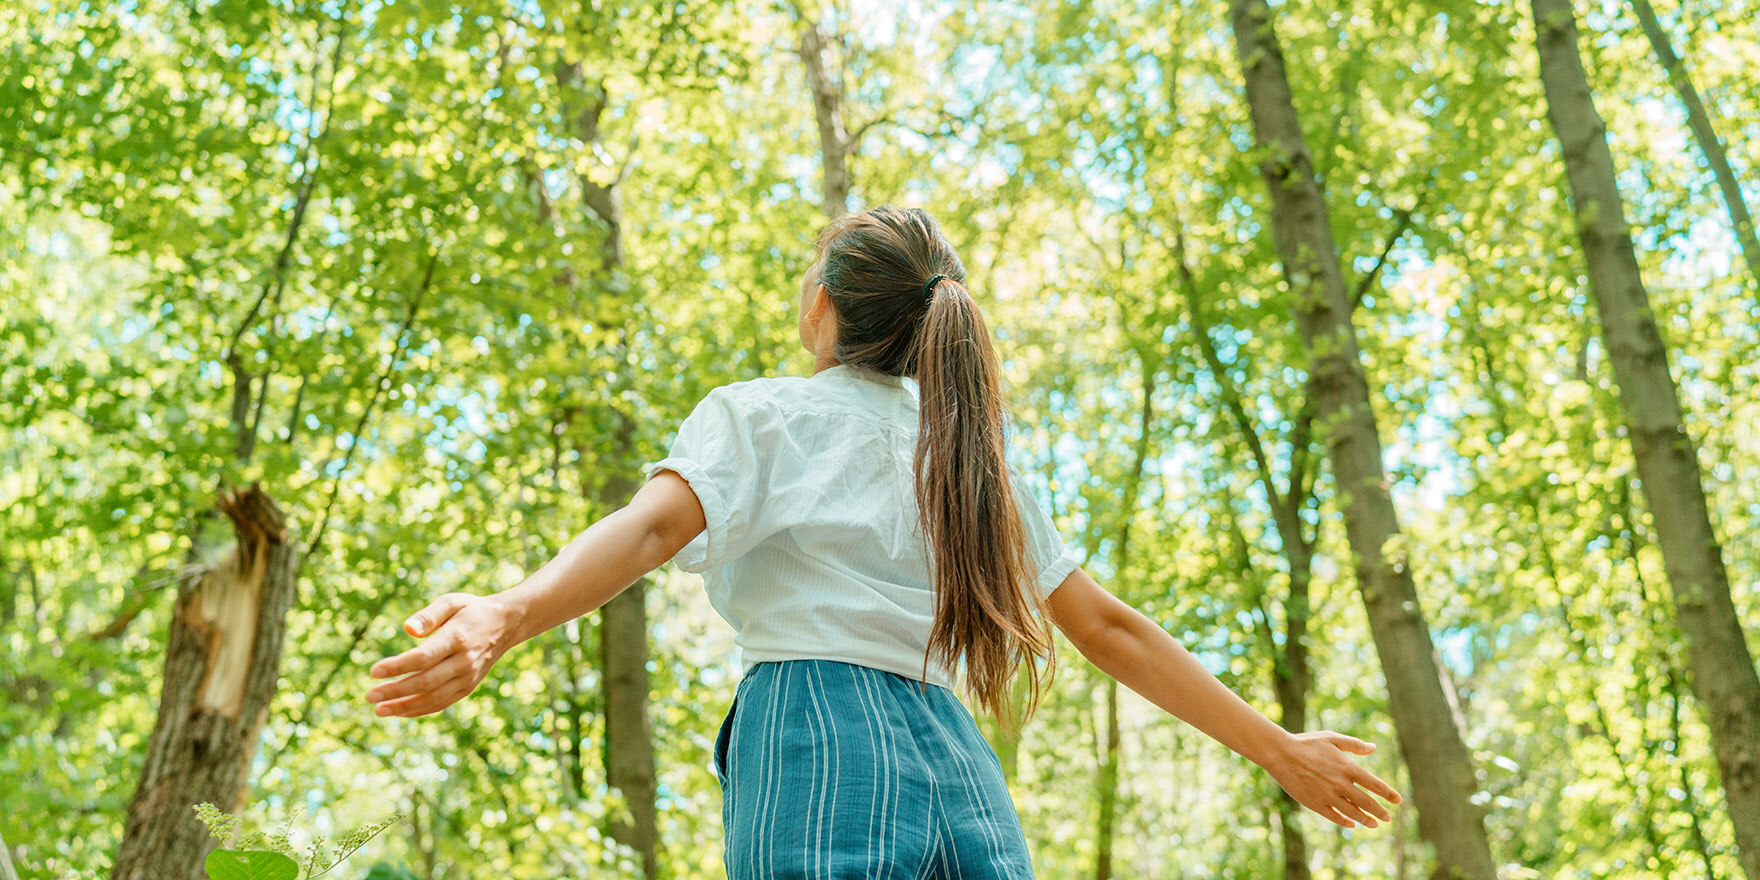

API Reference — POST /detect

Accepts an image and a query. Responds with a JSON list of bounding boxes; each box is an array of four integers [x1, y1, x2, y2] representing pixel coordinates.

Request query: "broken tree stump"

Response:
[[112, 485, 301, 880]]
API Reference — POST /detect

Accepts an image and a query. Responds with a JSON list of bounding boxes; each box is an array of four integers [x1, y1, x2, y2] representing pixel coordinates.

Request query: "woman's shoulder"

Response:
[[707, 373, 904, 431], [708, 373, 833, 409], [702, 375, 802, 413]]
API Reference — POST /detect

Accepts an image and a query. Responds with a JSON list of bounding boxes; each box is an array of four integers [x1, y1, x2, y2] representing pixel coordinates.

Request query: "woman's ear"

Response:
[[808, 282, 832, 323]]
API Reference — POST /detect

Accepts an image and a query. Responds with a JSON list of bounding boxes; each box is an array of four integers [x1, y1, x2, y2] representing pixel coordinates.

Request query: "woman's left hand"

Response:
[[366, 592, 520, 718], [1261, 730, 1403, 829]]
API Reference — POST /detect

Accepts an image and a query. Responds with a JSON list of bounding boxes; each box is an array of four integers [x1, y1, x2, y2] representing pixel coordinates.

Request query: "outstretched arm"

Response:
[[365, 470, 707, 717], [1045, 565, 1401, 829]]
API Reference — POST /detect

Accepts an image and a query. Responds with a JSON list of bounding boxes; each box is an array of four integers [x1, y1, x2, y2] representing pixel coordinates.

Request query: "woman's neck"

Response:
[[811, 352, 842, 375]]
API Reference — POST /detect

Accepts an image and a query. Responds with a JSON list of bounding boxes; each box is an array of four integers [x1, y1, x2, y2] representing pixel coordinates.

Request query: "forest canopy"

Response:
[[2, 0, 1757, 878]]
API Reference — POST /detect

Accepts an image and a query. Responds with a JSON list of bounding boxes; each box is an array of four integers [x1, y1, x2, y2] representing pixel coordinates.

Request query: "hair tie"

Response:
[[921, 273, 947, 300]]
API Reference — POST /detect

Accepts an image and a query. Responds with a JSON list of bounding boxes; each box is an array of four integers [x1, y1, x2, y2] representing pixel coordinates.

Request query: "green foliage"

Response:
[[193, 803, 402, 880], [204, 852, 299, 880], [2, 0, 1755, 877], [360, 865, 421, 880]]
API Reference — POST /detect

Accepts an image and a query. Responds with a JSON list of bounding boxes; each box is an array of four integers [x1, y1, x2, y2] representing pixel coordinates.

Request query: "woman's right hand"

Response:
[[1261, 730, 1402, 829], [365, 592, 524, 718]]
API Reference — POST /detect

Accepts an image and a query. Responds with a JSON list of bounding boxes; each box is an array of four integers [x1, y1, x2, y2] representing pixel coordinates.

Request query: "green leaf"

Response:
[[363, 864, 422, 880], [205, 849, 300, 880]]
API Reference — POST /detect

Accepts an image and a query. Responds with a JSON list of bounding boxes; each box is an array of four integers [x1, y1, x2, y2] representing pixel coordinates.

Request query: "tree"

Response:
[[800, 17, 854, 220], [1175, 220, 1323, 880], [551, 38, 661, 880], [1227, 0, 1498, 876], [1627, 0, 1760, 288], [110, 16, 355, 874], [1094, 350, 1159, 880], [1528, 0, 1760, 874], [112, 488, 300, 880], [5, 1, 1758, 876]]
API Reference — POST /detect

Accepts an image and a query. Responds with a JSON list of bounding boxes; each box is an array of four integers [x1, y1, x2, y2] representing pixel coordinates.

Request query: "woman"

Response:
[[366, 205, 1400, 878]]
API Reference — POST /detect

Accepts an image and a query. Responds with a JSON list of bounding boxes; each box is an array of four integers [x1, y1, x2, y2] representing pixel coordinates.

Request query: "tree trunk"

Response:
[[108, 40, 337, 869], [1215, 493, 1315, 880], [799, 20, 852, 219], [1270, 563, 1313, 880], [1095, 678, 1120, 880], [589, 269, 661, 879], [1627, 0, 1760, 286], [1176, 222, 1316, 880], [595, 414, 659, 879], [1529, 2, 1760, 875], [1227, 2, 1497, 877], [112, 486, 300, 880], [598, 528, 659, 880], [1093, 351, 1157, 880], [586, 261, 660, 879], [556, 55, 662, 877]]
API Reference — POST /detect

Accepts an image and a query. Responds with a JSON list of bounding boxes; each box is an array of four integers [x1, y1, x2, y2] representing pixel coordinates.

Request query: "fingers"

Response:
[[374, 677, 475, 718], [1333, 796, 1378, 827], [1314, 780, 1395, 829], [1355, 767, 1403, 805], [1339, 783, 1391, 824], [366, 653, 470, 706], [364, 593, 488, 719], [1328, 732, 1375, 755], [403, 592, 470, 637], [369, 634, 455, 680], [1324, 730, 1401, 825]]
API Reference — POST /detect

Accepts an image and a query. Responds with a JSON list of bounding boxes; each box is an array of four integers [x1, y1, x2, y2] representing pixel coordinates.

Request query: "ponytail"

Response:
[[912, 278, 1057, 738], [813, 205, 1057, 736]]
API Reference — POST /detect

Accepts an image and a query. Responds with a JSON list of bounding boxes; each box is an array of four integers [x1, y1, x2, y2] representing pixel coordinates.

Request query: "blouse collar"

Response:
[[813, 362, 906, 388]]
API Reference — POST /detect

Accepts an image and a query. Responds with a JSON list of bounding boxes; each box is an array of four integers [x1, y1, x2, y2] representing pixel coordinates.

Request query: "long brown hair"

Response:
[[810, 205, 1056, 736]]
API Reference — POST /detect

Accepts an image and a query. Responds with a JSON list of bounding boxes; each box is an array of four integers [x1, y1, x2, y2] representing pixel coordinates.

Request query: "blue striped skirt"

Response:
[[713, 658, 1036, 879]]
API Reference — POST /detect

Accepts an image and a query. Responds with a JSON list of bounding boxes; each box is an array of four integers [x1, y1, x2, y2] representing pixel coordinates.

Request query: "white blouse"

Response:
[[641, 362, 1083, 691]]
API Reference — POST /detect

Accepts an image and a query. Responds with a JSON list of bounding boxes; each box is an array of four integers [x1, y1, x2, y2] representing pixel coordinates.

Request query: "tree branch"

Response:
[[1171, 225, 1282, 500], [1350, 204, 1418, 311], [304, 248, 440, 558]]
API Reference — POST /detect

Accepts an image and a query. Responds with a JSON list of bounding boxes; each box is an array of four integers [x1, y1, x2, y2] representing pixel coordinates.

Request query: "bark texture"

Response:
[[597, 428, 661, 880], [800, 21, 853, 219], [1228, 2, 1497, 877], [112, 486, 299, 880], [1530, 2, 1760, 875]]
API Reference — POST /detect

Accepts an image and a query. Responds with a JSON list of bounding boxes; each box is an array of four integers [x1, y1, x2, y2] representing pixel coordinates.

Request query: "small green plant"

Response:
[[192, 803, 404, 880]]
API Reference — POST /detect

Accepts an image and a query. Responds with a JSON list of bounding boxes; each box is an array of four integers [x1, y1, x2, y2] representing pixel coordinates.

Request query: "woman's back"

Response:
[[642, 362, 1080, 691]]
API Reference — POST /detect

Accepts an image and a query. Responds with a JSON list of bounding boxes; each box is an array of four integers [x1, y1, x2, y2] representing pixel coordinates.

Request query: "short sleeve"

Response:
[[642, 386, 772, 573], [1009, 465, 1081, 599]]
